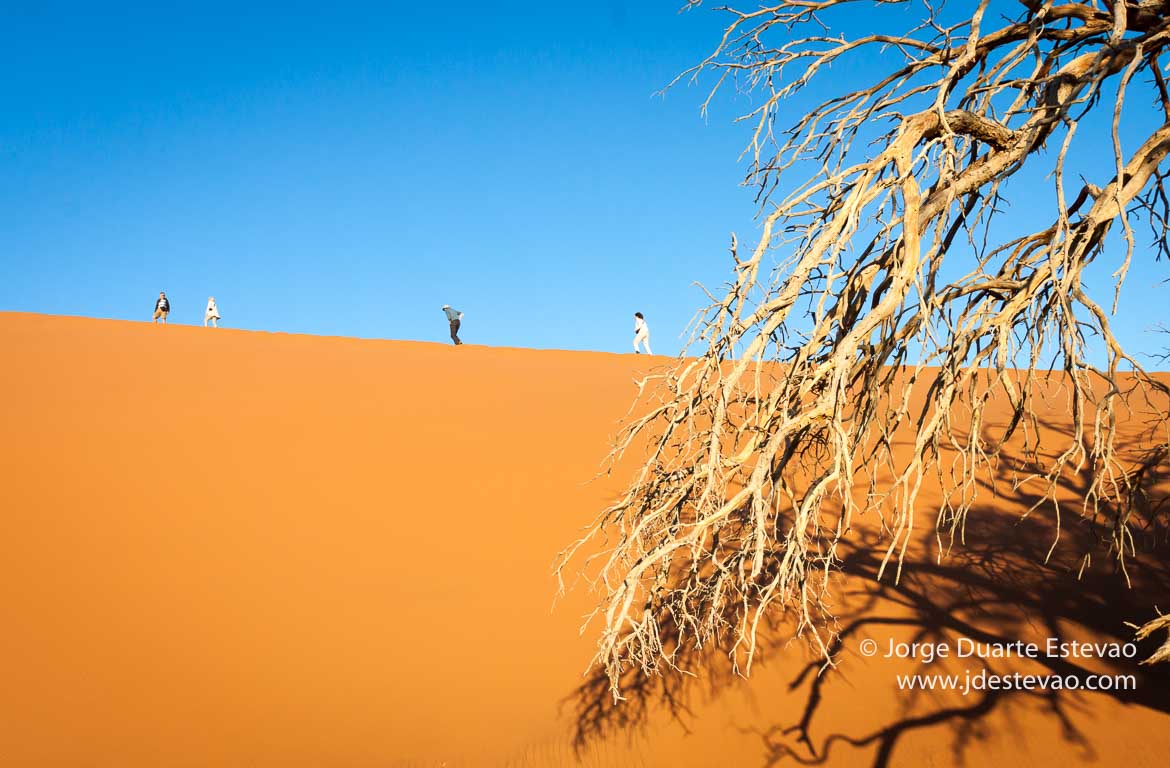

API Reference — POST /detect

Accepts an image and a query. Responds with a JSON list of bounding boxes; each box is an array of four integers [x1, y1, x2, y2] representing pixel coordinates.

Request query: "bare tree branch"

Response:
[[558, 0, 1170, 699]]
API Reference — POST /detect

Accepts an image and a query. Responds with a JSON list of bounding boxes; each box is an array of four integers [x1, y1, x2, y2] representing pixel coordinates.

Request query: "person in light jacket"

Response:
[[633, 312, 652, 354], [153, 292, 170, 324], [442, 304, 463, 345], [204, 297, 220, 328]]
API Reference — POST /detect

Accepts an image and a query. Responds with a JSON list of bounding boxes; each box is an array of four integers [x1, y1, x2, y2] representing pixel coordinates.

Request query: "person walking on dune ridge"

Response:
[[153, 292, 170, 324], [633, 312, 652, 354], [442, 304, 464, 345], [204, 297, 220, 328]]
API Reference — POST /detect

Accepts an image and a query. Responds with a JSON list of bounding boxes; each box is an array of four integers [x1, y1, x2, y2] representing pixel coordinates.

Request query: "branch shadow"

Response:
[[565, 432, 1170, 766], [756, 505, 1170, 767]]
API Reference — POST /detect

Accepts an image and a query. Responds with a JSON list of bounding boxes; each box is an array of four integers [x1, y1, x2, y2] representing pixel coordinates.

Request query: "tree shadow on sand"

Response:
[[756, 507, 1170, 767], [566, 437, 1170, 766]]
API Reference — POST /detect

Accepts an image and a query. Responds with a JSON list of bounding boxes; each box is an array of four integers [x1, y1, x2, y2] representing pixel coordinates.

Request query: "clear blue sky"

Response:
[[1, 1, 1167, 361]]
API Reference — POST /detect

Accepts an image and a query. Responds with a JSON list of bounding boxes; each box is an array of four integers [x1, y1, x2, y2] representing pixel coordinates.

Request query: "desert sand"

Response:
[[1, 311, 1168, 767]]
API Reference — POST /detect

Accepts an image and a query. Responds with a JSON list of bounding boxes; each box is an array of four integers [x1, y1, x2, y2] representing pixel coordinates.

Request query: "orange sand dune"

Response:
[[2, 311, 1169, 767]]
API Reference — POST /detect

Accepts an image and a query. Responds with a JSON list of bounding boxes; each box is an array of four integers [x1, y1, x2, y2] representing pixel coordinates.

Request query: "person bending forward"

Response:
[[442, 304, 463, 345]]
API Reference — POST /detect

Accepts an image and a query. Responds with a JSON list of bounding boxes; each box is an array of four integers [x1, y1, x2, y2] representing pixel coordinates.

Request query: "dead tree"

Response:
[[557, 0, 1170, 699]]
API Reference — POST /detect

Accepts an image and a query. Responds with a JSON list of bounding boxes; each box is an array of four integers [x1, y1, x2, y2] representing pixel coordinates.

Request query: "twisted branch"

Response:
[[557, 0, 1170, 699]]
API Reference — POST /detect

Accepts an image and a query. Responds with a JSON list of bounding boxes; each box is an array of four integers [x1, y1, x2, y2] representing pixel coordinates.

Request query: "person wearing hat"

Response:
[[442, 304, 463, 345], [153, 292, 171, 324]]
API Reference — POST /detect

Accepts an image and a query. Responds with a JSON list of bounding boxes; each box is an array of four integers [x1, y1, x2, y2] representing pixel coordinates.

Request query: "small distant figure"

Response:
[[204, 297, 220, 328], [633, 312, 652, 354], [153, 292, 170, 324], [442, 304, 464, 345]]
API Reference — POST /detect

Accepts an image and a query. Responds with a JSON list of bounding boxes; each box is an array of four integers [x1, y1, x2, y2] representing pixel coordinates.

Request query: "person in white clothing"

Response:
[[204, 297, 221, 328], [633, 312, 652, 354]]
